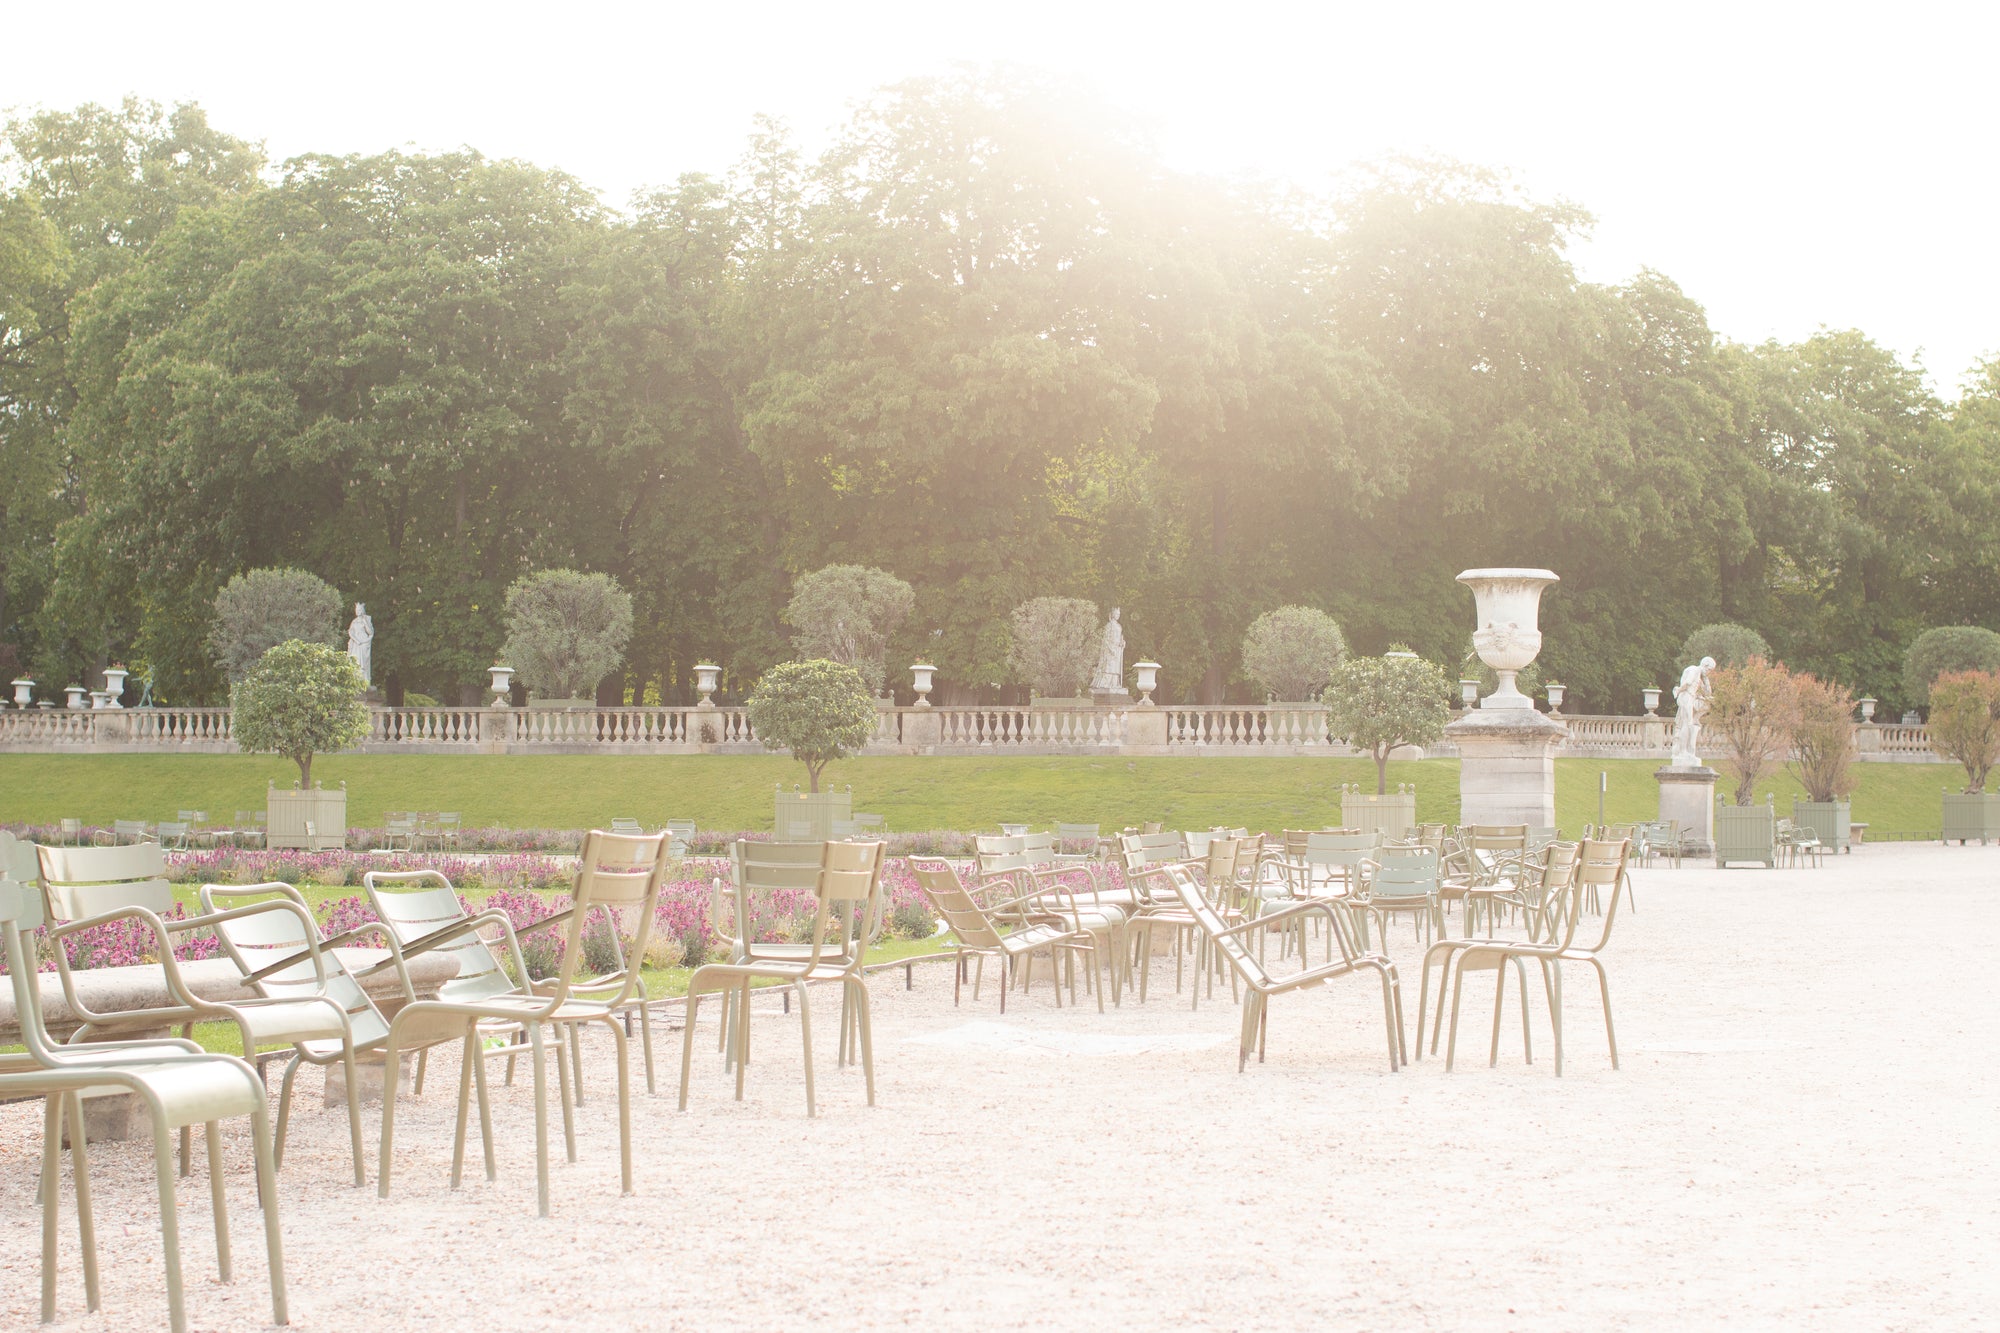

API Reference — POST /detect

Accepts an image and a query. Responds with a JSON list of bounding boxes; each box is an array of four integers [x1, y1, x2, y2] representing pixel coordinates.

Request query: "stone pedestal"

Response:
[[1446, 706, 1565, 828], [478, 705, 515, 752], [901, 704, 941, 753], [1123, 704, 1169, 755], [1091, 687, 1131, 707], [1655, 764, 1719, 854]]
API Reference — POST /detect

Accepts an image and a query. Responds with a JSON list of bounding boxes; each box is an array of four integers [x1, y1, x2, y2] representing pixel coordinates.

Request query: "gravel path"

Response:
[[3, 841, 1994, 1330]]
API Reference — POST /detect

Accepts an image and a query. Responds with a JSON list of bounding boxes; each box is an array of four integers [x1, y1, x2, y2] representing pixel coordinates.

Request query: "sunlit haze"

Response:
[[7, 0, 1997, 387]]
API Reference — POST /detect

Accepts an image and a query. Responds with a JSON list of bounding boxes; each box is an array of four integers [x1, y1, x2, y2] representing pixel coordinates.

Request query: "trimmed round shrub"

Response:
[[1903, 626, 2000, 707], [1680, 622, 1771, 670]]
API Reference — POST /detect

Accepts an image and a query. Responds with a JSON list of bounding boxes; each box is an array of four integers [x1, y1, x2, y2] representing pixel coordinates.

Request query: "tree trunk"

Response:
[[805, 761, 822, 794], [296, 753, 313, 787], [1374, 747, 1390, 795]]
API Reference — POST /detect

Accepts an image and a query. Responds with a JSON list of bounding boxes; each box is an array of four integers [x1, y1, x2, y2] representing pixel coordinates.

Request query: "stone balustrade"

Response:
[[0, 703, 1943, 762]]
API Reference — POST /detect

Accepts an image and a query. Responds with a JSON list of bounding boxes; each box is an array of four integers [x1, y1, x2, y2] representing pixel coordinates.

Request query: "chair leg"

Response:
[[451, 1032, 477, 1189], [795, 981, 817, 1118], [568, 1020, 586, 1109], [552, 1025, 578, 1165], [413, 1046, 429, 1097], [247, 1093, 288, 1328], [603, 1016, 633, 1195], [377, 1030, 403, 1200], [339, 1048, 365, 1188], [678, 990, 703, 1110], [851, 976, 876, 1107], [1593, 959, 1619, 1070], [66, 1093, 102, 1314], [149, 1103, 189, 1333], [1489, 964, 1506, 1068], [735, 980, 753, 1101], [1517, 960, 1533, 1066], [40, 1095, 60, 1323], [1445, 964, 1468, 1072], [639, 999, 657, 1096], [273, 1055, 300, 1171], [529, 1023, 552, 1218], [205, 1120, 232, 1282], [472, 1029, 497, 1180]]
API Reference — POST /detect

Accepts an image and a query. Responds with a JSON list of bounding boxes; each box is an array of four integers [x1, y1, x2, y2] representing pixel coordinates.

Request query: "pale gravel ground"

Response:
[[2, 842, 1995, 1331]]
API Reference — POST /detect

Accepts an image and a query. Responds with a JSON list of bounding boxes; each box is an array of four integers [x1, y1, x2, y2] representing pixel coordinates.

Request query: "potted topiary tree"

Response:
[[232, 639, 370, 850], [747, 659, 877, 837], [1928, 669, 2000, 844], [1322, 652, 1451, 813], [1787, 672, 1857, 854], [1705, 656, 1796, 867]]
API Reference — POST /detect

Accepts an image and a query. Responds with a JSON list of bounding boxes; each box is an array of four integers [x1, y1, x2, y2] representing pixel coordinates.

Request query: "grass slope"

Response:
[[0, 753, 1965, 836]]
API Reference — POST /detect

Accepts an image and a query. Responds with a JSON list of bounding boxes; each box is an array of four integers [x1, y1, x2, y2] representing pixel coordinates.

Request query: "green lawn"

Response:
[[0, 751, 1965, 837]]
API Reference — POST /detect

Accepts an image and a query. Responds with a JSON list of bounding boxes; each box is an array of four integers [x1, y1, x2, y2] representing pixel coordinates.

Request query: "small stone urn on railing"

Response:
[[489, 664, 514, 708], [694, 663, 720, 707], [1545, 680, 1565, 718], [65, 685, 86, 710], [11, 678, 34, 708], [101, 666, 128, 707], [1642, 686, 1661, 716], [909, 663, 935, 707], [1133, 661, 1160, 705]]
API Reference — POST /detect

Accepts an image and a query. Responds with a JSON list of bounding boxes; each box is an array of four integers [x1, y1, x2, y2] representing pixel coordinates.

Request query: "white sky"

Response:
[[9, 0, 1996, 391]]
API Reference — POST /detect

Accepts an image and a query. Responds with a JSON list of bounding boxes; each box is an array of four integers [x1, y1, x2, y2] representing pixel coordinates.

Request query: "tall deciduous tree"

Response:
[[1007, 597, 1100, 699], [782, 565, 914, 695], [1927, 670, 2000, 794]]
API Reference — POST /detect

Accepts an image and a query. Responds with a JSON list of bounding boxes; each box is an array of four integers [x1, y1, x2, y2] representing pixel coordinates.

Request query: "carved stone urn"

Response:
[[1458, 568, 1559, 709]]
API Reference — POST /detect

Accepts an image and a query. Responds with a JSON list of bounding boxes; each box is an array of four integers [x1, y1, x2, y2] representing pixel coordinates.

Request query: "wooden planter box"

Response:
[[1714, 797, 1776, 868], [1941, 791, 2000, 845], [1791, 799, 1852, 854], [267, 782, 347, 851], [1340, 785, 1416, 840], [774, 786, 851, 840]]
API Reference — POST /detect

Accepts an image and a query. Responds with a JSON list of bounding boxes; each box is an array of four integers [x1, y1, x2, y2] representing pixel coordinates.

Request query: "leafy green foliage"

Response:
[[8, 80, 2000, 716], [209, 568, 343, 684], [1902, 627, 2000, 707], [745, 659, 877, 791], [1007, 597, 1100, 698], [1322, 654, 1451, 793], [782, 566, 914, 695], [1705, 657, 1797, 805], [1926, 670, 2000, 793], [1240, 607, 1346, 702], [1787, 672, 1858, 803], [502, 570, 634, 701], [1680, 622, 1771, 670], [229, 640, 370, 786]]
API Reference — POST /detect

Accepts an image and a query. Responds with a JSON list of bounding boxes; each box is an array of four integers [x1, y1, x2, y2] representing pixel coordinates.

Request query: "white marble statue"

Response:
[[1672, 655, 1716, 766], [1090, 607, 1127, 694], [347, 602, 375, 688]]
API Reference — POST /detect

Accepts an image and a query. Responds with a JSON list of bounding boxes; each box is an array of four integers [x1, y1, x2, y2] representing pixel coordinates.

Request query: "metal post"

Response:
[[1598, 771, 1607, 829]]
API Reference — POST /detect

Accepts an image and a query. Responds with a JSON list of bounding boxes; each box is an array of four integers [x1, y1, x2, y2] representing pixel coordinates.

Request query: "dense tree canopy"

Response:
[[5, 76, 1998, 713]]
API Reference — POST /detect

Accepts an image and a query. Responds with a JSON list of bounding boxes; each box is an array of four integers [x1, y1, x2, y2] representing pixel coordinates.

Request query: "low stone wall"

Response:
[[0, 704, 1941, 763]]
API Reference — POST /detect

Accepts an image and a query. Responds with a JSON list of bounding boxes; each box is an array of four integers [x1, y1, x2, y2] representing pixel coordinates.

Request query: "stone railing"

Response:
[[0, 703, 1942, 763]]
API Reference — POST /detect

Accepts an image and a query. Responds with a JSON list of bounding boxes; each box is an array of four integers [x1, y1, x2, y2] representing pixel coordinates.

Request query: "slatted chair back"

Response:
[[974, 834, 1031, 878], [1129, 832, 1183, 866], [156, 820, 192, 849], [911, 860, 1007, 952], [1019, 831, 1063, 869], [609, 817, 645, 836], [664, 819, 697, 854], [1163, 864, 1272, 991], [200, 881, 389, 1052], [1055, 823, 1100, 856], [800, 840, 886, 970], [545, 830, 671, 1008], [36, 841, 174, 922], [1294, 831, 1378, 891], [0, 872, 55, 1058], [363, 869, 518, 1005], [1368, 846, 1440, 902], [850, 813, 886, 835], [1182, 830, 1215, 859], [829, 819, 858, 838], [1543, 838, 1629, 953], [111, 819, 152, 844]]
